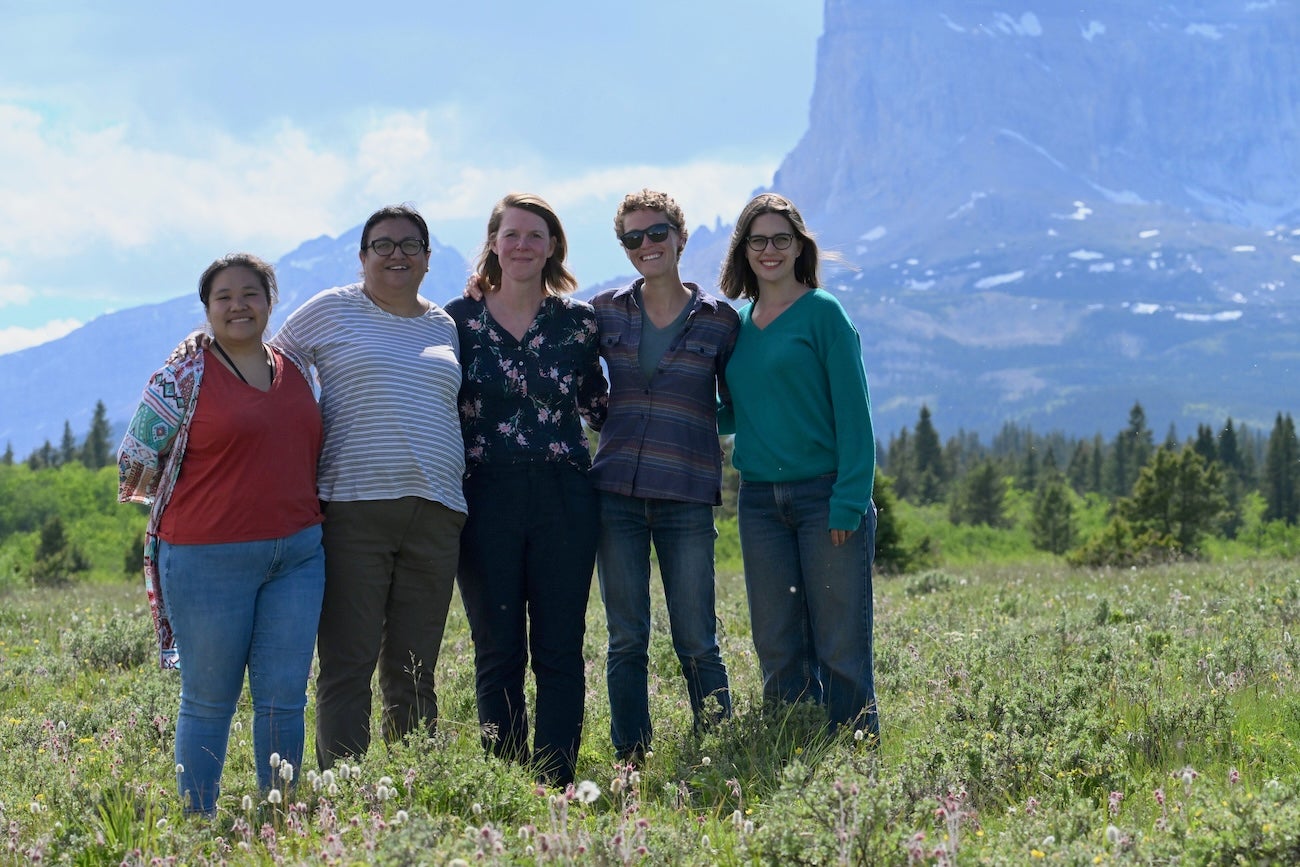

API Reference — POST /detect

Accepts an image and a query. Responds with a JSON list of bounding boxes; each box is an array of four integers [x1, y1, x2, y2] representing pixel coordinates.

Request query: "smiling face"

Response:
[[205, 265, 271, 348], [492, 207, 557, 287], [360, 216, 432, 297], [744, 212, 804, 289], [620, 209, 682, 281]]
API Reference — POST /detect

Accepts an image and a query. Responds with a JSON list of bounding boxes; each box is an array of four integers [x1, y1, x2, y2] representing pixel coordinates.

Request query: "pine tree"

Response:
[[1, 442, 12, 465], [1031, 474, 1076, 555], [912, 406, 946, 505], [1262, 412, 1299, 525], [886, 428, 914, 501], [81, 400, 113, 469], [1193, 424, 1217, 465], [59, 421, 78, 466], [1121, 445, 1227, 553], [949, 459, 1007, 527]]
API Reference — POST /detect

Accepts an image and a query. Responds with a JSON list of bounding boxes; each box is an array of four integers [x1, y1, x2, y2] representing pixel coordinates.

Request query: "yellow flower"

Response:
[[1031, 849, 1046, 858]]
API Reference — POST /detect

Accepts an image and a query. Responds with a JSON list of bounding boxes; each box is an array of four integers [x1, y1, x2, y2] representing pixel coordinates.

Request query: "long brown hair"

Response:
[[719, 193, 822, 301], [474, 193, 578, 296]]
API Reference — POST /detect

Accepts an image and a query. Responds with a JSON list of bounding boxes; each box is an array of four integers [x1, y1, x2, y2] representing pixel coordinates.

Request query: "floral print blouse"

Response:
[[446, 295, 608, 475]]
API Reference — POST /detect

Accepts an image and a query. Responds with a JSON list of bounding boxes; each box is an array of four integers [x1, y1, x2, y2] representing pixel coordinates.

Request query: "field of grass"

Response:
[[3, 554, 1300, 864]]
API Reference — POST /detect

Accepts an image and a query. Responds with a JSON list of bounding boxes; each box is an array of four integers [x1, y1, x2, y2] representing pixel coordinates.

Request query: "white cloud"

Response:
[[0, 319, 82, 355], [974, 270, 1024, 289], [0, 259, 33, 307]]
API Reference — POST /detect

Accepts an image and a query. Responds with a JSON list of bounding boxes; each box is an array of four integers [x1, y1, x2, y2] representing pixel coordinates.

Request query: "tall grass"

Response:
[[3, 556, 1300, 863]]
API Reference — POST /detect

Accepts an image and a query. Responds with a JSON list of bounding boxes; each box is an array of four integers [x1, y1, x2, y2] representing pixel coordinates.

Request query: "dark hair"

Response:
[[474, 192, 578, 296], [614, 188, 689, 253], [198, 253, 278, 308], [360, 203, 430, 252], [718, 193, 822, 301]]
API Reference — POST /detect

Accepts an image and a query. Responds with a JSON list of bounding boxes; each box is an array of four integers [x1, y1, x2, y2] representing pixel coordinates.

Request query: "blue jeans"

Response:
[[159, 524, 325, 815], [457, 463, 598, 787], [737, 476, 878, 736], [597, 492, 730, 757]]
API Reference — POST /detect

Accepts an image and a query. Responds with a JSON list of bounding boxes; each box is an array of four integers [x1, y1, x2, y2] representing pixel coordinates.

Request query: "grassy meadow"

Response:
[[4, 534, 1300, 864]]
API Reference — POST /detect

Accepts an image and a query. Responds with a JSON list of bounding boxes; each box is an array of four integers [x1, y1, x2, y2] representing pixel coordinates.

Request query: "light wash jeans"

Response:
[[737, 475, 878, 736], [597, 492, 731, 759], [159, 523, 324, 815]]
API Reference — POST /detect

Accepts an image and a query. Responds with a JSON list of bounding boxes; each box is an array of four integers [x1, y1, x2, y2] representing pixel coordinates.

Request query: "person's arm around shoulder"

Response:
[[574, 302, 609, 431], [118, 359, 193, 505]]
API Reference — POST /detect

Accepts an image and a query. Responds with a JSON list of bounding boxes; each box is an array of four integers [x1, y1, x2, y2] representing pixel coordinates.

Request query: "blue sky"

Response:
[[0, 0, 823, 354]]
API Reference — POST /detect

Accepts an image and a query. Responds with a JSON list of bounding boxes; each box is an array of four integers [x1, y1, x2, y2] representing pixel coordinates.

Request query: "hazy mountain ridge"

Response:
[[3, 0, 1298, 454]]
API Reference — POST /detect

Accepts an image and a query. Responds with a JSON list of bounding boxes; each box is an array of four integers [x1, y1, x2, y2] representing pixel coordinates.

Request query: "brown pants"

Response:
[[314, 497, 465, 768]]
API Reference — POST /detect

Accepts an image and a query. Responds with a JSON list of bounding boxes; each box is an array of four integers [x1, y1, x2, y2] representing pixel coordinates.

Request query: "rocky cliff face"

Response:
[[751, 0, 1300, 438]]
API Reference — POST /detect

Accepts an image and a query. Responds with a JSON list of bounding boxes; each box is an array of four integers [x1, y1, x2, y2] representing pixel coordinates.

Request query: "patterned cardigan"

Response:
[[117, 346, 312, 669]]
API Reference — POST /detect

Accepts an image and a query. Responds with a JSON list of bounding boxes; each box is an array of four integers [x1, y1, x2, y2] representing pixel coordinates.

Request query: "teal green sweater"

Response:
[[718, 289, 875, 531]]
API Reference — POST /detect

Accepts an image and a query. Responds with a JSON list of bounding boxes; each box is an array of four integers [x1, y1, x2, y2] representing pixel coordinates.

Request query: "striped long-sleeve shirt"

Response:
[[589, 281, 739, 505]]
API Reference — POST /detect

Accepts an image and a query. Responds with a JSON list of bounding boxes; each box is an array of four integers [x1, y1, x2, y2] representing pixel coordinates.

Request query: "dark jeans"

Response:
[[597, 491, 730, 758], [738, 476, 878, 736], [314, 497, 465, 769], [457, 463, 598, 787]]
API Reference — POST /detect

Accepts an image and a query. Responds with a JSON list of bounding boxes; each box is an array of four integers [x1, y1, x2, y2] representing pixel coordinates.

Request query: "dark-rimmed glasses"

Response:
[[364, 237, 427, 256], [619, 223, 674, 250], [745, 233, 795, 252]]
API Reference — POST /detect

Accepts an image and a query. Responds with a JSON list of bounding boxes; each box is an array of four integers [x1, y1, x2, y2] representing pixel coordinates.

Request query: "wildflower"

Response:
[[279, 761, 294, 783], [472, 803, 483, 816], [610, 777, 625, 795], [701, 835, 711, 848], [1154, 788, 1165, 807], [270, 752, 281, 769], [321, 769, 335, 787], [1106, 825, 1120, 845], [732, 810, 743, 827], [268, 789, 282, 805], [854, 729, 865, 741], [575, 781, 600, 804], [175, 763, 185, 775], [743, 820, 755, 834], [1229, 768, 1241, 785], [701, 756, 711, 766], [156, 819, 168, 829], [327, 783, 339, 797], [1108, 790, 1123, 816], [393, 810, 408, 825], [242, 795, 254, 812]]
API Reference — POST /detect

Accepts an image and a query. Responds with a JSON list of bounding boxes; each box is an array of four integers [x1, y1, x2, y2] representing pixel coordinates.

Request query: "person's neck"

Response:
[[212, 336, 265, 361], [640, 275, 691, 326], [364, 283, 426, 317], [491, 277, 545, 311], [757, 278, 808, 307]]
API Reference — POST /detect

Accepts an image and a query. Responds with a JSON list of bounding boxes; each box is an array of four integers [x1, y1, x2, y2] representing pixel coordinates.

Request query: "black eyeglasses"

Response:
[[364, 237, 427, 256], [745, 233, 795, 252], [619, 223, 674, 250]]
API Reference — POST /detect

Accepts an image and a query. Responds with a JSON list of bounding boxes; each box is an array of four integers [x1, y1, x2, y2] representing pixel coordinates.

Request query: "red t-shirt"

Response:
[[157, 348, 324, 544]]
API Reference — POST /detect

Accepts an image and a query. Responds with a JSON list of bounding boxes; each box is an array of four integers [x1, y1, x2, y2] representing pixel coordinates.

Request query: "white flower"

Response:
[[575, 780, 601, 804], [279, 761, 295, 783], [393, 810, 408, 825], [267, 789, 282, 805], [175, 763, 185, 775], [321, 769, 335, 787], [701, 756, 711, 766], [242, 795, 254, 811], [472, 802, 483, 816], [269, 752, 282, 769], [1106, 824, 1121, 845]]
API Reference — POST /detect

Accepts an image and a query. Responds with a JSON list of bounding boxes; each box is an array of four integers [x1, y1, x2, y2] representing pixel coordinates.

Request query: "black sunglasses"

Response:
[[619, 222, 674, 250]]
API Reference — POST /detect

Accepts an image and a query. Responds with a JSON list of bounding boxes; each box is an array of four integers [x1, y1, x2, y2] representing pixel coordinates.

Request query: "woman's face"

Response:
[[743, 212, 803, 288], [620, 209, 681, 281], [492, 207, 556, 286], [360, 217, 431, 296], [205, 265, 270, 346]]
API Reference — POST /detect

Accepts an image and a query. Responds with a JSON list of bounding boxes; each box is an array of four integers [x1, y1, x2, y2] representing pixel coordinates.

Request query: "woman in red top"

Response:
[[119, 253, 324, 816]]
